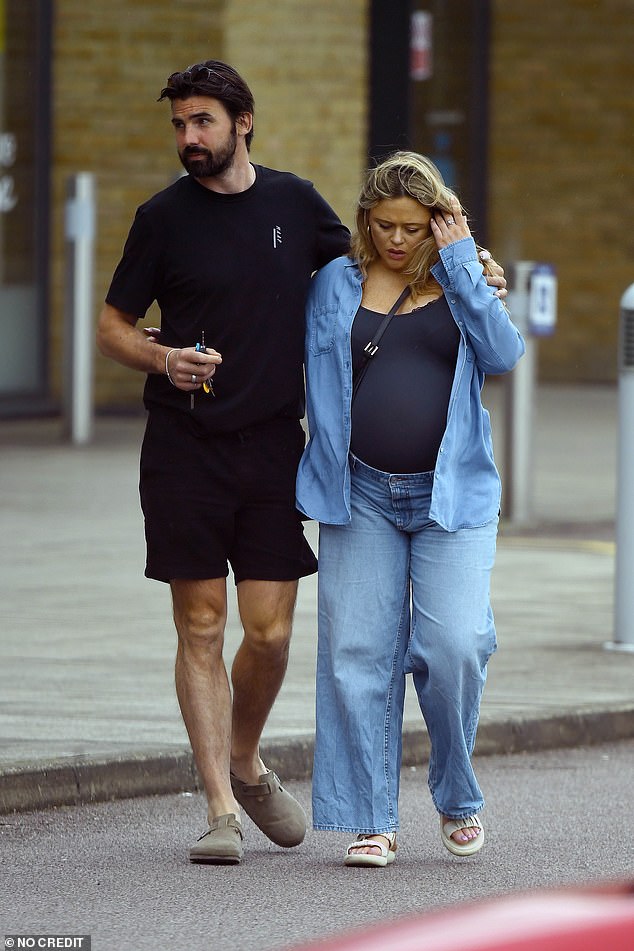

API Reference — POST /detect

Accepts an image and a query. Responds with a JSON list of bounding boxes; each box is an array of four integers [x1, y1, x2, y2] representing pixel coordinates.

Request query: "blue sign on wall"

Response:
[[528, 263, 557, 336]]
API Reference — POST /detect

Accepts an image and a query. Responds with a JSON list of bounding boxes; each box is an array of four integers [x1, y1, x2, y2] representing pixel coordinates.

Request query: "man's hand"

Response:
[[165, 345, 222, 392], [141, 328, 222, 391], [479, 250, 507, 301]]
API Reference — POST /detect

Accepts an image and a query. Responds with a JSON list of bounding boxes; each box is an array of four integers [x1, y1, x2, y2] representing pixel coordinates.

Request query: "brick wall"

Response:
[[51, 0, 226, 408], [51, 0, 368, 410], [224, 0, 368, 226], [489, 0, 634, 382], [50, 0, 630, 406]]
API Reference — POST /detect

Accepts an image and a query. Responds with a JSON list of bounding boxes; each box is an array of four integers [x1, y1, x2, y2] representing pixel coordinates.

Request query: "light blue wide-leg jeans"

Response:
[[312, 454, 498, 833]]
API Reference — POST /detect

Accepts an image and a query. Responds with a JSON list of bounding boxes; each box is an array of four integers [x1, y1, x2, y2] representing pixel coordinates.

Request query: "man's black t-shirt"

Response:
[[106, 166, 350, 433]]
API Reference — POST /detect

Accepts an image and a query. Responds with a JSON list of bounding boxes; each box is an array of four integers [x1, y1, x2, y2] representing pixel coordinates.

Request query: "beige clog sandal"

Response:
[[189, 813, 243, 865], [230, 769, 306, 848]]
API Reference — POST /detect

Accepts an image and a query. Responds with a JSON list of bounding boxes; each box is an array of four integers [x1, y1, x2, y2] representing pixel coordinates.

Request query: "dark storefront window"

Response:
[[369, 0, 490, 242], [0, 0, 50, 412]]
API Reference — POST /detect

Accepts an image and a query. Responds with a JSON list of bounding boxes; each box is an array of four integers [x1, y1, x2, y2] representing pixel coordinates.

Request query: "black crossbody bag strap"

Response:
[[352, 285, 411, 403]]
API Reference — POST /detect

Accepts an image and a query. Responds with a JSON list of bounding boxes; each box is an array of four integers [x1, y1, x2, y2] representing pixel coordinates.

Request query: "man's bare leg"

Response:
[[230, 579, 298, 782], [171, 577, 241, 823]]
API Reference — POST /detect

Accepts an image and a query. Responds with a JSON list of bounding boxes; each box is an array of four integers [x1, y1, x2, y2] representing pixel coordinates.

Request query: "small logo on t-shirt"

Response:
[[272, 225, 283, 248]]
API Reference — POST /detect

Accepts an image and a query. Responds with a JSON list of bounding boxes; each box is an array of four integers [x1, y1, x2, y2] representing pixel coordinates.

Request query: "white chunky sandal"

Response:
[[344, 832, 397, 867], [440, 814, 484, 856]]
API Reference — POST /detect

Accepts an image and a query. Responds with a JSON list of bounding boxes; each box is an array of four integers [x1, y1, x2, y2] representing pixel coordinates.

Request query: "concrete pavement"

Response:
[[1, 382, 632, 814]]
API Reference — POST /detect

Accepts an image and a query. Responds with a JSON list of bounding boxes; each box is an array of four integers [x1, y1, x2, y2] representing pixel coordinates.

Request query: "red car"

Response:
[[288, 881, 634, 951]]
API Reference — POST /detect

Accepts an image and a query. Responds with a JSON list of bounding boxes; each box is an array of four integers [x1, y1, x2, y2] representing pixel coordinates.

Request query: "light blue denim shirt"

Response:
[[296, 237, 526, 531]]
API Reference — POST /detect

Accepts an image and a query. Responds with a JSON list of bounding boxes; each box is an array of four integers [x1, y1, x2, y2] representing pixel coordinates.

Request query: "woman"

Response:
[[296, 151, 525, 867]]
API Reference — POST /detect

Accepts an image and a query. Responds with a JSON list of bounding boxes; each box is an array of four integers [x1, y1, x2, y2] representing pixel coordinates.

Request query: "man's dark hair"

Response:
[[159, 60, 255, 150]]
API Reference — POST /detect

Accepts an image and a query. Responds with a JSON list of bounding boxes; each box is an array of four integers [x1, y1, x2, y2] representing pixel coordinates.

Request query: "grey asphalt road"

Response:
[[3, 740, 634, 951]]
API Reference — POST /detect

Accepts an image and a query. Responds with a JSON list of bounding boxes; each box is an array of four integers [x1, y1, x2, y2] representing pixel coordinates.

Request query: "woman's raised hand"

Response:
[[430, 197, 471, 248]]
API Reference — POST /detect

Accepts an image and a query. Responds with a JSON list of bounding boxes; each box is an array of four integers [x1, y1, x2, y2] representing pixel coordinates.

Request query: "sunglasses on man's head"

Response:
[[166, 65, 232, 88]]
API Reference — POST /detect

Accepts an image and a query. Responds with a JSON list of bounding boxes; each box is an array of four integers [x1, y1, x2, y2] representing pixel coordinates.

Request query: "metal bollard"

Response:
[[63, 172, 96, 445], [605, 282, 634, 652], [501, 262, 556, 526], [502, 261, 536, 525]]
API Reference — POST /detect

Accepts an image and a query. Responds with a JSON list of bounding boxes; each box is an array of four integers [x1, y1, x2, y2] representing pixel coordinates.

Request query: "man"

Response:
[[97, 59, 350, 865], [97, 59, 506, 866]]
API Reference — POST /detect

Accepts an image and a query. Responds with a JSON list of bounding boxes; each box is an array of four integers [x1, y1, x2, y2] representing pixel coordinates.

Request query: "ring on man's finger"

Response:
[[191, 374, 197, 384]]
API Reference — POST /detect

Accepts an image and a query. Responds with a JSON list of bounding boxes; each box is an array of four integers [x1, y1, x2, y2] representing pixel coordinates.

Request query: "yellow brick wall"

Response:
[[224, 0, 368, 227], [51, 0, 226, 408], [489, 0, 634, 382], [50, 0, 630, 404], [51, 0, 368, 410]]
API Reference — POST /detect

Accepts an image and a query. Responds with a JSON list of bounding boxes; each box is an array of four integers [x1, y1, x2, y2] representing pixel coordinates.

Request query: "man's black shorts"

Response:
[[139, 410, 317, 584]]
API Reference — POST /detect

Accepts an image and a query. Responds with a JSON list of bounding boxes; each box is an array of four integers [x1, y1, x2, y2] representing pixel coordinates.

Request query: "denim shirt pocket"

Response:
[[309, 306, 338, 355]]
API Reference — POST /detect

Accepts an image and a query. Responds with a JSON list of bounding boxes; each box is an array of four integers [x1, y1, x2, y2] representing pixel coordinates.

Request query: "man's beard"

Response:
[[179, 128, 238, 179]]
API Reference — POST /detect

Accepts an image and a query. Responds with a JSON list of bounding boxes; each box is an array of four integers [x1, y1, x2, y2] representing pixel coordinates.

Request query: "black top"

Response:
[[106, 166, 350, 433], [350, 296, 460, 473]]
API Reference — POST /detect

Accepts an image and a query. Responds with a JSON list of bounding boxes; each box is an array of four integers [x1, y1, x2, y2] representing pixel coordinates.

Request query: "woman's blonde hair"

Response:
[[350, 150, 461, 296]]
